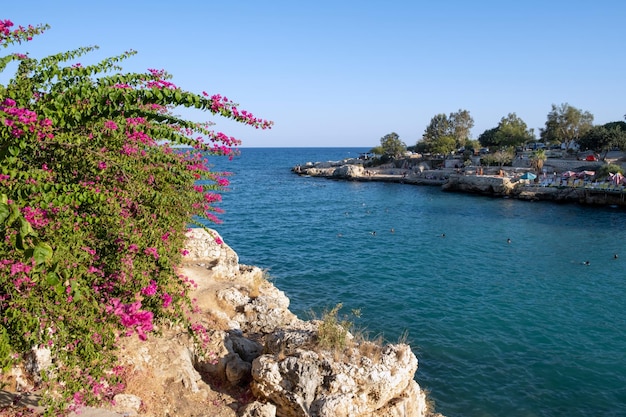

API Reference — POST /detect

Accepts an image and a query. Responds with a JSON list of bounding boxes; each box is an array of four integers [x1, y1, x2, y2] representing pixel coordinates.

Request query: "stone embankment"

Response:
[[4, 229, 441, 417], [292, 160, 447, 186], [444, 174, 626, 205], [293, 160, 626, 207]]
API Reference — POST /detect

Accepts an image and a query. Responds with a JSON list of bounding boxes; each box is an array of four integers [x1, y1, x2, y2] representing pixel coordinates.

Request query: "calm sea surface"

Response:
[[208, 147, 626, 417]]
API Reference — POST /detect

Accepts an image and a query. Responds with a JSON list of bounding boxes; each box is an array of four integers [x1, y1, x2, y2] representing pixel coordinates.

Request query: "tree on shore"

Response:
[[429, 135, 457, 156], [422, 113, 450, 143], [0, 18, 271, 414], [420, 109, 474, 151], [478, 127, 499, 149], [478, 114, 534, 150], [530, 149, 547, 174], [494, 113, 535, 148], [491, 148, 514, 168], [578, 121, 626, 160], [540, 103, 594, 149], [449, 109, 474, 148], [377, 132, 406, 158]]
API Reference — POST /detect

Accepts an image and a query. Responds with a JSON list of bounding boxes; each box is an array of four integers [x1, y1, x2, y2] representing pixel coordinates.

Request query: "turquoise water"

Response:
[[210, 148, 626, 417]]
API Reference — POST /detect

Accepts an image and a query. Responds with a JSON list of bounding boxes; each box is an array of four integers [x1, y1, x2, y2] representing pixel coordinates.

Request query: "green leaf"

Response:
[[20, 218, 36, 238], [54, 283, 64, 296], [33, 243, 53, 265], [0, 203, 9, 224], [7, 204, 20, 226], [46, 272, 60, 287]]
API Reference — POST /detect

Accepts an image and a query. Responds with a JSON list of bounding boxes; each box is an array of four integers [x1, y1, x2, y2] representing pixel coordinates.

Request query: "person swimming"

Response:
[[507, 238, 511, 244]]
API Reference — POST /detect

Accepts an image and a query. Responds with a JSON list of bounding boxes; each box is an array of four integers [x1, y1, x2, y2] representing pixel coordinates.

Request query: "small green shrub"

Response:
[[316, 303, 359, 350], [596, 163, 623, 179]]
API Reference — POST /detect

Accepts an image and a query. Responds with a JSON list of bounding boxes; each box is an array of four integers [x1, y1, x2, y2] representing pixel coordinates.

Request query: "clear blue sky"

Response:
[[3, 1, 625, 148]]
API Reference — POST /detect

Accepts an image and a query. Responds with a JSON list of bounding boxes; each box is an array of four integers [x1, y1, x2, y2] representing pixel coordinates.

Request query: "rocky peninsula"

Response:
[[2, 229, 441, 417], [292, 155, 626, 207]]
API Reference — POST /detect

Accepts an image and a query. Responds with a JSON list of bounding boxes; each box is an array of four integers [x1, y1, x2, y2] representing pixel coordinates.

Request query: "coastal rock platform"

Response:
[[293, 160, 626, 208], [2, 229, 440, 417]]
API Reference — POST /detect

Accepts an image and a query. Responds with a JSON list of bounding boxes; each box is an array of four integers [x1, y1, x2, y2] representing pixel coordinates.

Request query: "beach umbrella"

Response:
[[577, 170, 595, 178], [520, 172, 537, 180], [562, 171, 576, 178], [612, 172, 624, 185]]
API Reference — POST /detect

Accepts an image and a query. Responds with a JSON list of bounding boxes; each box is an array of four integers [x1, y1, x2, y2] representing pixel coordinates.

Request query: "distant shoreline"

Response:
[[292, 162, 626, 208]]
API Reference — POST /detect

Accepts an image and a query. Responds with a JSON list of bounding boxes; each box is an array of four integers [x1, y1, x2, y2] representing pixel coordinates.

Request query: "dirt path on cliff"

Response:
[[113, 263, 249, 417]]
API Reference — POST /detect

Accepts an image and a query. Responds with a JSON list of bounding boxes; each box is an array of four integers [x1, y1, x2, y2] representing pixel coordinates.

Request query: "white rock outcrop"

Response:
[[250, 322, 427, 417], [4, 228, 439, 417], [183, 227, 240, 279], [332, 164, 365, 178]]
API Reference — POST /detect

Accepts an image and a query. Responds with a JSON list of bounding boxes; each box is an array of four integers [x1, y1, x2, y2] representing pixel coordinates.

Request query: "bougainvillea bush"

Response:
[[0, 19, 271, 414]]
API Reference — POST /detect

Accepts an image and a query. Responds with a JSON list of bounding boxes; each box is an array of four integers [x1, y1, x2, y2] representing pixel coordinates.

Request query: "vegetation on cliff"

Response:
[[0, 18, 271, 414]]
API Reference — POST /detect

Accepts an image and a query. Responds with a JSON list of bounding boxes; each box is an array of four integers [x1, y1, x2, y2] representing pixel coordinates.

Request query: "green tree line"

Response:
[[372, 104, 626, 159]]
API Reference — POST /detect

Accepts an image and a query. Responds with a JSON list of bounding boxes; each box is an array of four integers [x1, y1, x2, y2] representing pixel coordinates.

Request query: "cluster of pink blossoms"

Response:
[[0, 98, 54, 140], [103, 120, 118, 130], [143, 247, 159, 259], [202, 92, 273, 129], [0, 19, 13, 36], [0, 259, 36, 293], [203, 192, 222, 204], [208, 131, 241, 148], [21, 206, 49, 229], [144, 69, 177, 88], [140, 280, 157, 296], [106, 299, 154, 341], [0, 19, 40, 45]]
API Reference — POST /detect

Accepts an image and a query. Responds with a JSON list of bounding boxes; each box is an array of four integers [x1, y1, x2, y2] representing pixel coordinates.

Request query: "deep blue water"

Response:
[[209, 147, 626, 417]]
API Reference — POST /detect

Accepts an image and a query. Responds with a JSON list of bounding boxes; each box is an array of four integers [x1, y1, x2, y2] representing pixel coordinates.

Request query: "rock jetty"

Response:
[[3, 228, 441, 417], [293, 158, 626, 207]]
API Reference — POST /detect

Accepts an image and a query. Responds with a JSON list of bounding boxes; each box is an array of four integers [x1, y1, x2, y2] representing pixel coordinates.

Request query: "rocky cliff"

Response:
[[4, 229, 440, 417]]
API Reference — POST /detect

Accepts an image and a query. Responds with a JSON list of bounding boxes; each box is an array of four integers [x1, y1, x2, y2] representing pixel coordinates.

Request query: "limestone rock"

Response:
[[251, 323, 427, 417], [252, 351, 323, 417], [239, 401, 277, 417], [217, 286, 251, 310], [112, 393, 142, 415], [230, 331, 264, 363], [24, 346, 53, 385], [443, 174, 515, 195], [264, 322, 318, 354], [225, 356, 253, 385], [183, 228, 239, 279], [333, 164, 364, 178], [231, 290, 297, 334], [195, 330, 263, 387]]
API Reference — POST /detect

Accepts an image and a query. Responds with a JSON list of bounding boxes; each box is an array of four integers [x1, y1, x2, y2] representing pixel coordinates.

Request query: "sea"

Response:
[[207, 147, 626, 417]]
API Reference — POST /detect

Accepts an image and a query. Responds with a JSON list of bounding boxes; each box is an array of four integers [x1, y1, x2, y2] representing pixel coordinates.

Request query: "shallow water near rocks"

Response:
[[210, 147, 626, 417]]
